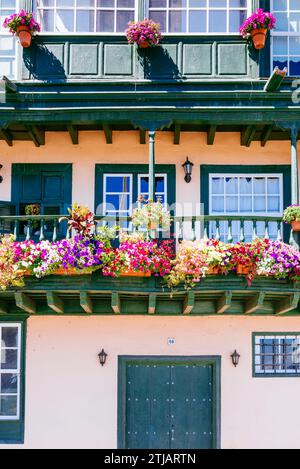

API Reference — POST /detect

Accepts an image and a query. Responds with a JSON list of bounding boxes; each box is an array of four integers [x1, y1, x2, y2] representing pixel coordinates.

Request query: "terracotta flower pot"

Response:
[[250, 28, 267, 50], [120, 269, 151, 277], [17, 25, 32, 48], [53, 267, 91, 276], [207, 266, 219, 275], [236, 264, 249, 275], [291, 220, 300, 232], [139, 40, 149, 49]]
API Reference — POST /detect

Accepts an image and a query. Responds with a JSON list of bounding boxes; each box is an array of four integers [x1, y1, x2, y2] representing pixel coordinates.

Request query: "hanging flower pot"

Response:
[[291, 220, 300, 232], [3, 11, 40, 47], [250, 28, 267, 50], [139, 41, 149, 49], [17, 25, 32, 48], [120, 269, 151, 277]]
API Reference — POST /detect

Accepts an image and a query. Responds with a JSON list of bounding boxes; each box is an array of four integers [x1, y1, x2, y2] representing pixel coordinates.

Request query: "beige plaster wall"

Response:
[[0, 131, 292, 212], [2, 315, 300, 449]]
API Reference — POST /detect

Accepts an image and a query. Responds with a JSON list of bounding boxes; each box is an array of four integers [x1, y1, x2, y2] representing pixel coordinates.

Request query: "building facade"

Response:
[[0, 0, 300, 449]]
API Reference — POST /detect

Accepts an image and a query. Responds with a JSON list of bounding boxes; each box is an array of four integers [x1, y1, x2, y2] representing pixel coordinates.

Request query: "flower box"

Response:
[[120, 270, 151, 277], [236, 264, 250, 275], [52, 267, 92, 276], [207, 266, 220, 275]]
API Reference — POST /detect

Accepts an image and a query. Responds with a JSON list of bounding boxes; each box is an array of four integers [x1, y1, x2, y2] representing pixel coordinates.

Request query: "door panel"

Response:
[[119, 357, 220, 449], [21, 174, 42, 200], [42, 174, 64, 201]]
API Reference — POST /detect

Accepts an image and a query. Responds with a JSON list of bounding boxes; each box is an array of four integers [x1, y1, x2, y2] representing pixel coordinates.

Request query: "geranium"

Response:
[[125, 19, 162, 47], [3, 10, 40, 34], [0, 236, 25, 290], [240, 8, 276, 37], [257, 241, 300, 280], [132, 198, 171, 231], [229, 238, 270, 284]]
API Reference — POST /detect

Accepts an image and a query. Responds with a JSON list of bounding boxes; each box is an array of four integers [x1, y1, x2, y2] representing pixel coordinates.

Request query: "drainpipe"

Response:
[[148, 130, 156, 202]]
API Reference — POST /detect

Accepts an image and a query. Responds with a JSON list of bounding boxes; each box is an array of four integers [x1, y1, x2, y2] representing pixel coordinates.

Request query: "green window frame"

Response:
[[0, 317, 27, 444], [253, 332, 300, 378], [200, 164, 291, 242], [95, 164, 176, 215]]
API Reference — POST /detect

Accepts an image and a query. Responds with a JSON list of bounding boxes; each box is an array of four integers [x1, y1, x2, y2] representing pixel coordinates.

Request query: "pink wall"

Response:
[[3, 315, 300, 449]]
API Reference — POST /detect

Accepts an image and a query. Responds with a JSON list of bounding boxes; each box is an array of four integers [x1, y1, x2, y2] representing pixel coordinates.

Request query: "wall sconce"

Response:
[[182, 157, 194, 183], [0, 165, 3, 184], [231, 350, 240, 367], [98, 348, 108, 367]]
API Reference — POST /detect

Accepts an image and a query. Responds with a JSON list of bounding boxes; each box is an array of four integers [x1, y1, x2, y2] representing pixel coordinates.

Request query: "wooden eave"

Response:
[[1, 275, 300, 317]]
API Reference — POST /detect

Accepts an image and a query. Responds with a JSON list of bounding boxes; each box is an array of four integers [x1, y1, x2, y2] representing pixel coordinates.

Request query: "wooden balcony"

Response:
[[1, 213, 300, 317]]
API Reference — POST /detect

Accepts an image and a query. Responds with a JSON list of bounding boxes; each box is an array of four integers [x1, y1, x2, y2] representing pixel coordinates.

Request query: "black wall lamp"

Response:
[[182, 157, 194, 183], [231, 350, 240, 367], [98, 348, 108, 366], [0, 165, 3, 184]]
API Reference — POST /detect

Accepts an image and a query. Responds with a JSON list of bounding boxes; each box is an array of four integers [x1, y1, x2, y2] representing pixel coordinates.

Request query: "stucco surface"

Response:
[[2, 315, 300, 449]]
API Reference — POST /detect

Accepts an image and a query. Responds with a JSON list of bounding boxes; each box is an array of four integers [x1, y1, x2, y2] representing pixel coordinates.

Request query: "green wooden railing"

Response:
[[0, 214, 287, 244]]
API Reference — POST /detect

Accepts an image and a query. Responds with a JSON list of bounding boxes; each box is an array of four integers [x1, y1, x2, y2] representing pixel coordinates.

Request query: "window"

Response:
[[271, 0, 300, 76], [138, 174, 167, 205], [35, 0, 136, 33], [0, 0, 18, 79], [209, 173, 283, 242], [254, 333, 300, 376], [0, 324, 21, 420], [148, 0, 249, 34]]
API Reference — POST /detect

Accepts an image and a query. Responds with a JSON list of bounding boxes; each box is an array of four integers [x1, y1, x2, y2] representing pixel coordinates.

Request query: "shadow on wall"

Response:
[[140, 46, 182, 81], [23, 42, 67, 82]]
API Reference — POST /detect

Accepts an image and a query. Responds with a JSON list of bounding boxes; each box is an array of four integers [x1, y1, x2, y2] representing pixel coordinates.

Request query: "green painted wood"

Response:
[[245, 292, 265, 314], [276, 293, 300, 315], [216, 291, 232, 314], [111, 292, 120, 314], [118, 356, 220, 449], [261, 125, 273, 147], [139, 129, 146, 145], [67, 125, 78, 145], [103, 124, 112, 144], [148, 131, 155, 202], [0, 301, 8, 314], [174, 123, 181, 145], [207, 125, 217, 146], [0, 128, 13, 147], [46, 292, 64, 314], [15, 292, 36, 314], [80, 292, 93, 314], [148, 293, 156, 314], [0, 317, 27, 444], [183, 292, 195, 315], [22, 35, 259, 82]]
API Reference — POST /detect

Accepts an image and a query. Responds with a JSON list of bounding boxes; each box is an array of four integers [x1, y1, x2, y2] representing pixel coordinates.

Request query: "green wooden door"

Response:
[[11, 164, 72, 238], [118, 356, 220, 449]]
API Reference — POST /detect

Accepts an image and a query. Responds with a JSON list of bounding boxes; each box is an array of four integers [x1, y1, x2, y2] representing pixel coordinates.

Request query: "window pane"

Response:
[[1, 349, 18, 370], [225, 177, 238, 194], [254, 196, 266, 212], [106, 194, 130, 211], [267, 196, 280, 212], [240, 196, 252, 212], [117, 10, 134, 32], [212, 177, 224, 194], [56, 10, 74, 32], [212, 196, 224, 212], [209, 10, 227, 32], [37, 0, 55, 6], [1, 373, 18, 393], [149, 11, 166, 31], [290, 37, 300, 55], [1, 327, 18, 348], [149, 0, 167, 7], [169, 0, 187, 6], [229, 10, 246, 32], [226, 196, 238, 212], [106, 176, 131, 193], [273, 36, 288, 55], [240, 177, 252, 194], [169, 10, 186, 32], [117, 0, 134, 7], [190, 0, 206, 6], [273, 0, 287, 10], [77, 0, 95, 6], [210, 0, 226, 6], [189, 10, 206, 32], [253, 177, 265, 194], [0, 396, 17, 417], [267, 178, 280, 194], [290, 58, 300, 75], [290, 12, 300, 33], [97, 0, 114, 6], [76, 10, 94, 32], [96, 10, 114, 31], [57, 0, 74, 6], [38, 9, 55, 31], [275, 12, 289, 31]]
